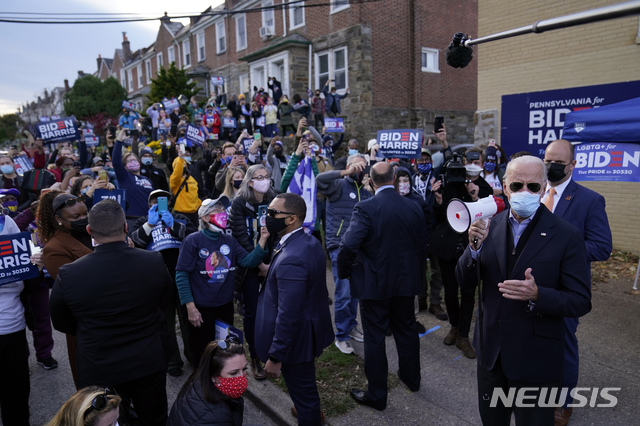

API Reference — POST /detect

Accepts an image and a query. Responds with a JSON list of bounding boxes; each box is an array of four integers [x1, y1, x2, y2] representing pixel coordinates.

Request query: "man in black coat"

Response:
[[338, 162, 428, 411], [50, 199, 176, 425]]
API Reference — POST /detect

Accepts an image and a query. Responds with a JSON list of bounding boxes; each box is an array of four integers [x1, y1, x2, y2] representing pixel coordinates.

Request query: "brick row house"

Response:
[[94, 0, 478, 143]]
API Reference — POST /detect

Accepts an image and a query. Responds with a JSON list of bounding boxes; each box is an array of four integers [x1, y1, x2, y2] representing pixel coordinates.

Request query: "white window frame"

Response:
[[314, 46, 348, 93], [421, 47, 440, 73], [330, 0, 350, 14], [196, 31, 206, 62], [145, 59, 152, 84], [120, 69, 126, 89], [136, 64, 143, 88], [157, 52, 164, 69], [182, 39, 191, 68], [168, 46, 176, 64], [236, 14, 247, 51], [216, 20, 226, 54], [262, 0, 275, 29], [249, 51, 290, 100], [127, 69, 134, 92], [239, 73, 250, 95], [289, 1, 305, 30]]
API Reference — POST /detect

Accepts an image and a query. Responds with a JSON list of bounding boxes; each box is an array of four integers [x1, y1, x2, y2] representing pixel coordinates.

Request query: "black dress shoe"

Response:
[[396, 370, 420, 392], [350, 388, 386, 411]]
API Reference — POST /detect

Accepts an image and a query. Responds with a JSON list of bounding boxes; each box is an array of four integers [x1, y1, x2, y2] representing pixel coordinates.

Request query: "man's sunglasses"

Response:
[[216, 336, 240, 350], [267, 208, 294, 217], [509, 182, 541, 193], [85, 387, 117, 415]]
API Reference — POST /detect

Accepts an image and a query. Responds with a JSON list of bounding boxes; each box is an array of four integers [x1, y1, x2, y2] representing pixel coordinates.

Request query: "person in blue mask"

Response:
[[480, 146, 505, 198]]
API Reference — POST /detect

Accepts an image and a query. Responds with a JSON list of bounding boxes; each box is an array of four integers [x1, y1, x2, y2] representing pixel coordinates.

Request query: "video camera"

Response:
[[439, 152, 467, 189]]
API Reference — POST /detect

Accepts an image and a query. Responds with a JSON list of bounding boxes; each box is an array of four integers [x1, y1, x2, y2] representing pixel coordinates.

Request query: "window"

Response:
[[168, 46, 176, 64], [262, 0, 275, 28], [182, 39, 191, 68], [120, 69, 126, 89], [127, 69, 134, 92], [239, 73, 250, 95], [145, 60, 152, 84], [251, 66, 266, 93], [289, 1, 305, 29], [157, 52, 164, 69], [236, 15, 247, 51], [136, 64, 143, 88], [330, 0, 350, 13], [421, 48, 440, 73], [315, 46, 348, 91], [216, 21, 226, 54], [196, 32, 206, 62]]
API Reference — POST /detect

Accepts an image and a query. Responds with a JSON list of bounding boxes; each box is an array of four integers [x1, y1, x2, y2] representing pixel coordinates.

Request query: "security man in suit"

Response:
[[337, 162, 428, 411], [543, 139, 612, 425], [456, 155, 592, 425], [50, 199, 176, 425], [255, 193, 333, 426]]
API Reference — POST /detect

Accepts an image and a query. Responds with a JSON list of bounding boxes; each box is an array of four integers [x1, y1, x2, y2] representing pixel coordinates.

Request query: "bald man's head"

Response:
[[371, 162, 394, 187], [544, 139, 576, 186]]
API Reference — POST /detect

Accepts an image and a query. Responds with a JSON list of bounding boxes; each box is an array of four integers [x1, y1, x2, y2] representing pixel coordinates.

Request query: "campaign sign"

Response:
[[215, 319, 244, 344], [325, 117, 345, 133], [84, 136, 100, 147], [121, 100, 136, 111], [162, 97, 180, 111], [122, 137, 134, 147], [376, 129, 423, 159], [501, 80, 640, 158], [146, 222, 183, 251], [36, 116, 79, 144], [185, 124, 205, 146], [93, 189, 126, 210], [13, 155, 33, 175], [50, 115, 61, 120], [0, 232, 40, 286], [255, 116, 265, 127], [573, 142, 640, 183], [39, 116, 50, 122], [242, 138, 254, 153], [211, 76, 225, 87], [82, 128, 94, 137], [222, 117, 237, 128]]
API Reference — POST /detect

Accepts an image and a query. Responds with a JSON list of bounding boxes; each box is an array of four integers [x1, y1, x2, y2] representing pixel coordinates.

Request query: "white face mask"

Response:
[[398, 182, 411, 196], [252, 179, 271, 193], [465, 164, 483, 177]]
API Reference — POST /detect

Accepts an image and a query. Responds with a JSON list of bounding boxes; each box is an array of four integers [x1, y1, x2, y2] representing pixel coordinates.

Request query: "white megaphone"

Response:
[[446, 195, 506, 233]]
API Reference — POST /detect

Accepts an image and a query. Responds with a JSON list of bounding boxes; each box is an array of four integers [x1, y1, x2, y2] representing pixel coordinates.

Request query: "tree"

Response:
[[64, 75, 127, 122], [0, 114, 23, 143], [147, 62, 199, 106]]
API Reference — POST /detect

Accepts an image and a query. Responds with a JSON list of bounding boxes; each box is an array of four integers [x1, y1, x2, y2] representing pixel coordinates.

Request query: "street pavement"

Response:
[[14, 268, 640, 426]]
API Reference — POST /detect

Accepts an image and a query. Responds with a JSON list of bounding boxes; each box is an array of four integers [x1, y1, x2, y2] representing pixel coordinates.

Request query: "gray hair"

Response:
[[504, 155, 547, 188], [346, 153, 367, 166], [235, 164, 276, 204]]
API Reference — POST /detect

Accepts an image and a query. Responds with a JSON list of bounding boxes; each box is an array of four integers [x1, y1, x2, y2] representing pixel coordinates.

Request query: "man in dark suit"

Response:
[[255, 193, 334, 426], [337, 162, 428, 411], [456, 155, 592, 425], [543, 139, 612, 425], [50, 199, 175, 426]]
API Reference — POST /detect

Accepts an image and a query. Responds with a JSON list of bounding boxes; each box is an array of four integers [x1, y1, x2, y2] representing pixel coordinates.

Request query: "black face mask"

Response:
[[547, 162, 568, 183], [69, 217, 89, 234], [265, 215, 289, 236], [233, 180, 243, 189], [274, 150, 284, 158]]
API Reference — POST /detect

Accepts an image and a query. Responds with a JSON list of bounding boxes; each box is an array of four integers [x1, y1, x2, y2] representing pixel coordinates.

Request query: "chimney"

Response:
[[64, 79, 70, 92], [160, 12, 171, 24], [97, 54, 102, 72], [122, 32, 132, 61], [78, 70, 85, 78]]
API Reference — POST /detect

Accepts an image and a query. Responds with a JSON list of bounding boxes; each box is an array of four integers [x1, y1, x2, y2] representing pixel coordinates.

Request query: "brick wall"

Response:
[[478, 0, 640, 253]]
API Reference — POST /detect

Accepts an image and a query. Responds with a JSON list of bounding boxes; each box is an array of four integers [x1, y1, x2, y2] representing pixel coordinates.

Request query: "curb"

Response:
[[245, 375, 296, 426]]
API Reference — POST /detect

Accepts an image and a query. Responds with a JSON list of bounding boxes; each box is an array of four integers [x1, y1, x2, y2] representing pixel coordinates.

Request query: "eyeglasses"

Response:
[[53, 198, 81, 214], [252, 174, 271, 181], [85, 387, 117, 416], [216, 336, 240, 350], [509, 182, 542, 193], [267, 208, 294, 217]]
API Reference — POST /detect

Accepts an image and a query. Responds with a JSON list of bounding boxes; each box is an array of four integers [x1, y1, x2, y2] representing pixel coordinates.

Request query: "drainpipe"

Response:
[[308, 44, 312, 94]]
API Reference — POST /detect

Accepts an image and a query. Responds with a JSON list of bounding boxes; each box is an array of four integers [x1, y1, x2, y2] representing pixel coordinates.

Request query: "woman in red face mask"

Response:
[[168, 338, 248, 425]]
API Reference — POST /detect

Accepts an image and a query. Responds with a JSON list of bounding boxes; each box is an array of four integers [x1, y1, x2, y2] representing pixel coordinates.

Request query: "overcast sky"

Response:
[[0, 0, 223, 116]]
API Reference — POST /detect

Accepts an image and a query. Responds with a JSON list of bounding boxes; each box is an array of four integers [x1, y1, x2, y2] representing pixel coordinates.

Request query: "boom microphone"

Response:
[[446, 196, 505, 234], [445, 32, 473, 68]]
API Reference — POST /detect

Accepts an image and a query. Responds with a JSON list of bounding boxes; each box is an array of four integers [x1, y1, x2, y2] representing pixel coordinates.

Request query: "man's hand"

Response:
[[258, 262, 269, 277], [434, 123, 448, 149], [161, 211, 174, 228], [147, 205, 160, 226], [465, 181, 479, 201], [468, 218, 490, 249], [264, 359, 282, 378], [186, 302, 203, 327], [258, 226, 270, 249], [430, 177, 442, 193], [296, 140, 308, 156], [30, 252, 44, 269], [296, 117, 307, 136], [498, 268, 539, 301], [340, 160, 365, 177]]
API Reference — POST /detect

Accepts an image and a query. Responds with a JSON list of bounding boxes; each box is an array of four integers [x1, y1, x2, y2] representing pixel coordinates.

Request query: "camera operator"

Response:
[[429, 149, 492, 359]]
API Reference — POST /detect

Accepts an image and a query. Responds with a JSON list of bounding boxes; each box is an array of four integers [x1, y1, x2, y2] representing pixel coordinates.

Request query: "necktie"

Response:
[[544, 187, 556, 212]]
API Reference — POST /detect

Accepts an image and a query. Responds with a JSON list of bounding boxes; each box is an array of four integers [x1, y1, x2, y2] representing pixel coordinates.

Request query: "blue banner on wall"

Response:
[[501, 80, 640, 158], [0, 232, 40, 286], [376, 129, 423, 159], [573, 142, 640, 182], [324, 117, 344, 133]]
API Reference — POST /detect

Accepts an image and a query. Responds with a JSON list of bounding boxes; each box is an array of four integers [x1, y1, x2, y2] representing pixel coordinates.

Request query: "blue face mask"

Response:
[[484, 161, 496, 172], [509, 192, 541, 218], [0, 165, 14, 175], [417, 163, 432, 174], [183, 156, 191, 163], [80, 187, 90, 195], [348, 149, 359, 156], [224, 156, 233, 164]]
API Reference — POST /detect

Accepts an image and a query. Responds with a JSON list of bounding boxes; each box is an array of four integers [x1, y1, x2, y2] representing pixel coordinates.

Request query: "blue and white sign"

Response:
[[121, 100, 137, 111], [214, 319, 244, 344], [573, 142, 640, 182], [93, 189, 126, 210], [185, 124, 205, 146], [0, 232, 40, 286], [36, 116, 79, 144], [242, 138, 254, 153], [255, 116, 265, 128], [211, 76, 225, 87], [501, 81, 640, 158], [146, 222, 183, 251], [13, 155, 33, 175], [222, 117, 237, 128], [84, 136, 100, 147], [324, 117, 344, 133], [162, 97, 181, 112], [376, 129, 423, 159]]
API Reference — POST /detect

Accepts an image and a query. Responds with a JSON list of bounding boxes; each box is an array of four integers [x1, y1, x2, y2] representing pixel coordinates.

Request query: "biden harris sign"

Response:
[[376, 129, 423, 159]]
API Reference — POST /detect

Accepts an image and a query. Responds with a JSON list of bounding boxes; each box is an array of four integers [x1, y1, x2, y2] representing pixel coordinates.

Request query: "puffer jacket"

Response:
[[167, 379, 244, 426]]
